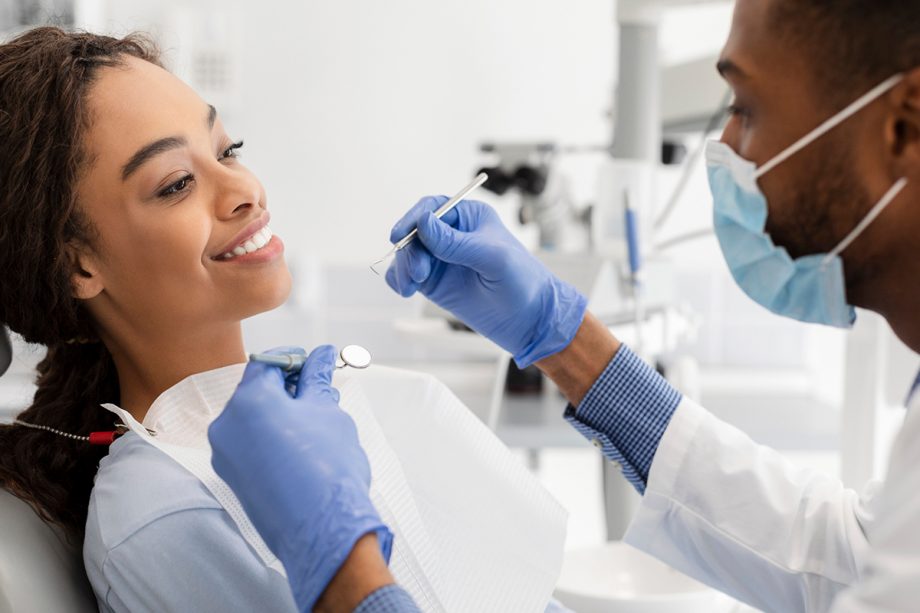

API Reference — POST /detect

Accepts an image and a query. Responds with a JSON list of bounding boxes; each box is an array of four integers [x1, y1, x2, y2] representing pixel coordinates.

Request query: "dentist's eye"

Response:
[[725, 104, 745, 117], [219, 140, 244, 161], [158, 174, 195, 198]]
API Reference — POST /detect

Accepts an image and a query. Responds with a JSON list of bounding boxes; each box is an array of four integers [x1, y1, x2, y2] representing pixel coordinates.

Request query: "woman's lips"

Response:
[[214, 234, 284, 264], [217, 225, 273, 259], [213, 211, 271, 258]]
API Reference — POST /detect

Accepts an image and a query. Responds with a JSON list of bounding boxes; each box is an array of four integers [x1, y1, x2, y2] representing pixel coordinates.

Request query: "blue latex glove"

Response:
[[209, 345, 392, 613], [386, 198, 588, 367]]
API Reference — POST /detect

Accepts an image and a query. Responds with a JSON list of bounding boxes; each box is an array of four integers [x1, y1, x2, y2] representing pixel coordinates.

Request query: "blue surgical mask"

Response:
[[706, 74, 908, 328]]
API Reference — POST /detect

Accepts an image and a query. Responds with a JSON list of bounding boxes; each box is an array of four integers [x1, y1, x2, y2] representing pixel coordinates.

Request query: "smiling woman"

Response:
[[0, 26, 298, 612], [70, 47, 291, 423]]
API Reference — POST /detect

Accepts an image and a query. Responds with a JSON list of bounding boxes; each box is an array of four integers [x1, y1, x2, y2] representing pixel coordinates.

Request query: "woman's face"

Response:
[[73, 56, 292, 343]]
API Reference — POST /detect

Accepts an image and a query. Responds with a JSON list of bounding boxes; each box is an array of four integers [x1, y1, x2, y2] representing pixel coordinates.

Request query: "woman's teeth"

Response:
[[221, 226, 273, 260]]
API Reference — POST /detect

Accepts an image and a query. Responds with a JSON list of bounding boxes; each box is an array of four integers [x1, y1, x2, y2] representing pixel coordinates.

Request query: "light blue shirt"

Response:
[[84, 347, 665, 613], [84, 432, 298, 613], [84, 431, 569, 613]]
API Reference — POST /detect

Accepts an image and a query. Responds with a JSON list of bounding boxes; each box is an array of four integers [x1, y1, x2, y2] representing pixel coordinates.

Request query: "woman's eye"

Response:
[[219, 140, 244, 161], [158, 174, 194, 198]]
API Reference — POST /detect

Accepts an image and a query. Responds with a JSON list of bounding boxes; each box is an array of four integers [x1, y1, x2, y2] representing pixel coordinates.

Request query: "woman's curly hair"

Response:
[[0, 26, 160, 542]]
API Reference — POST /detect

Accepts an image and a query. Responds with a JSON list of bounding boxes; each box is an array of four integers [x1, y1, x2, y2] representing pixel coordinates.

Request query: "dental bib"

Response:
[[102, 364, 567, 613]]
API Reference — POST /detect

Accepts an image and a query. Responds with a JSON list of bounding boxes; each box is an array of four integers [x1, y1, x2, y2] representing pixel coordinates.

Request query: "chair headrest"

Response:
[[0, 328, 11, 377], [0, 488, 97, 612]]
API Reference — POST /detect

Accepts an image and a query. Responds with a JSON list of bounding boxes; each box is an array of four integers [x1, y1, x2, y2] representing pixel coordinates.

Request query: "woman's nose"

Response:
[[216, 170, 262, 219], [228, 201, 253, 217]]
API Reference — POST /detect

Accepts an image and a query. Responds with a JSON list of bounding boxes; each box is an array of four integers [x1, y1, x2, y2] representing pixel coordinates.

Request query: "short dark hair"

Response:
[[770, 0, 920, 103]]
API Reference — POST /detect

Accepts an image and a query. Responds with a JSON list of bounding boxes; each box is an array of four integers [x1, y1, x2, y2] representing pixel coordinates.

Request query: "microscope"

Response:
[[476, 142, 589, 252]]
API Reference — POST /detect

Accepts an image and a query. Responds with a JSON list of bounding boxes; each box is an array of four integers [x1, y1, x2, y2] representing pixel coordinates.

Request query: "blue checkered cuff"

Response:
[[564, 345, 681, 494], [353, 584, 421, 613]]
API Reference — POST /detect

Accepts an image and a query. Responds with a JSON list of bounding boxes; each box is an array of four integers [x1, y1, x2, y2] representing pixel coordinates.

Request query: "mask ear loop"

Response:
[[755, 74, 905, 180], [821, 177, 909, 267]]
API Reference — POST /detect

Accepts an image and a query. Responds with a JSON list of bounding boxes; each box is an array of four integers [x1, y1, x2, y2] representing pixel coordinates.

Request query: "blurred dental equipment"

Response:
[[249, 344, 372, 372], [623, 192, 646, 356], [370, 172, 489, 275], [446, 0, 729, 547], [477, 143, 586, 251]]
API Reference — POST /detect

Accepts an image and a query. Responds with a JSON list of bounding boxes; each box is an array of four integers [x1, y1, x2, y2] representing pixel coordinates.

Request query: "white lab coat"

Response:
[[624, 394, 919, 613]]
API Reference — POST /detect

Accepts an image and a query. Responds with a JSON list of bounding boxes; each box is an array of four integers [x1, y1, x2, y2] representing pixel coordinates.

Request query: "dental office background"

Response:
[[1, 0, 917, 552]]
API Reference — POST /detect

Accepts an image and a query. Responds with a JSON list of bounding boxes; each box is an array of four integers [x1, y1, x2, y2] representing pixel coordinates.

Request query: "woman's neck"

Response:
[[105, 322, 247, 423]]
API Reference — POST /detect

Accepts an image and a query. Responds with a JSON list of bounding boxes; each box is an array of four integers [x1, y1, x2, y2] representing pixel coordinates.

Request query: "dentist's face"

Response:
[[718, 0, 917, 302], [73, 56, 292, 342]]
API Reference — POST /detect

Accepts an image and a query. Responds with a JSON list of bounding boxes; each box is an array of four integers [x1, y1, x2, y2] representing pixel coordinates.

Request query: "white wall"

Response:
[[79, 0, 617, 265]]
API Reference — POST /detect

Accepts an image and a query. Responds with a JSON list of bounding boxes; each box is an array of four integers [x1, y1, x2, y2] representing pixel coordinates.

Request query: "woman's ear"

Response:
[[68, 243, 104, 300]]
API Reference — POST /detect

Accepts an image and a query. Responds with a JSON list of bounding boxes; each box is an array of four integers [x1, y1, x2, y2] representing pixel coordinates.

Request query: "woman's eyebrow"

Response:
[[121, 136, 186, 180], [121, 104, 218, 181]]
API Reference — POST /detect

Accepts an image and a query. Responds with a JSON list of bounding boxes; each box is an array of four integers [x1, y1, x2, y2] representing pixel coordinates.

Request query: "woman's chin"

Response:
[[236, 268, 294, 319], [265, 269, 294, 310]]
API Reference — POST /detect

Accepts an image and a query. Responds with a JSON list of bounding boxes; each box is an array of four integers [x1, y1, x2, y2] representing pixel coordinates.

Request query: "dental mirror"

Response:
[[249, 344, 372, 372], [336, 344, 372, 370]]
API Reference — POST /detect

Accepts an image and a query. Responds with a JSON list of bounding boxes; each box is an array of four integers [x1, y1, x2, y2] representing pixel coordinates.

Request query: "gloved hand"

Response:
[[386, 197, 587, 367], [209, 345, 392, 612]]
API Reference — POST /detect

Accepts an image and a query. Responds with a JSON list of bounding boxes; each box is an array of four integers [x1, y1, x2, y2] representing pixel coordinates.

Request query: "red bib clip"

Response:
[[89, 431, 118, 446]]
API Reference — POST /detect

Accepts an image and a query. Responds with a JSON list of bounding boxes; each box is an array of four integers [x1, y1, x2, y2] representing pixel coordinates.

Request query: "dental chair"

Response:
[[0, 488, 97, 612], [0, 328, 97, 612]]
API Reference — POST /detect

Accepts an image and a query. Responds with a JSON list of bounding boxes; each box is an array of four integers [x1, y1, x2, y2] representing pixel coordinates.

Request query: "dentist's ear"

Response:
[[68, 243, 104, 300], [889, 67, 920, 170]]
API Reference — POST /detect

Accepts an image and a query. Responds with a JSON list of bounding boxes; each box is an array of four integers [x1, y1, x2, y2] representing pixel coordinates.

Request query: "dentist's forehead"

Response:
[[746, 0, 920, 107], [720, 0, 810, 86], [719, 0, 840, 132]]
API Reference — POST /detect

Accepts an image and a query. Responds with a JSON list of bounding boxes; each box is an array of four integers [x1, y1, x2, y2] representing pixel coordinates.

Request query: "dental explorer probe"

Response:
[[370, 172, 489, 275]]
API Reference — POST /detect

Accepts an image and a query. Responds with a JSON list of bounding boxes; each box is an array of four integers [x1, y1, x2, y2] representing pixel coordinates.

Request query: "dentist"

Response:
[[210, 1, 920, 611]]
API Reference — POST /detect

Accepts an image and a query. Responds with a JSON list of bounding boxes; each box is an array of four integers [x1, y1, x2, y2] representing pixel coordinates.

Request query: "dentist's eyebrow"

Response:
[[121, 104, 218, 181]]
